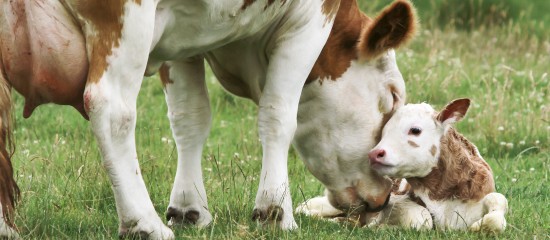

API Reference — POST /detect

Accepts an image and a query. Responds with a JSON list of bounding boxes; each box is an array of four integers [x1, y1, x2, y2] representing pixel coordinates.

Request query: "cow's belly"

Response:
[[204, 39, 268, 103], [147, 0, 290, 74], [0, 0, 88, 117]]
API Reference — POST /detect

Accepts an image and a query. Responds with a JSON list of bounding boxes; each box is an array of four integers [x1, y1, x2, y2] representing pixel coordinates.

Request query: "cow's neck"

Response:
[[407, 128, 495, 202], [306, 0, 369, 84]]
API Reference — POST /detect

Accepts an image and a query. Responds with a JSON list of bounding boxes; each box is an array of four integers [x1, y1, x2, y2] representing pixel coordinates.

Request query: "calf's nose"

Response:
[[368, 149, 386, 165]]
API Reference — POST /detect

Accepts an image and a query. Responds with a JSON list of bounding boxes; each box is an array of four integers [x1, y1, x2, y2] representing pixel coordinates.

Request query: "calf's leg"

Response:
[[366, 194, 432, 230], [469, 192, 508, 233]]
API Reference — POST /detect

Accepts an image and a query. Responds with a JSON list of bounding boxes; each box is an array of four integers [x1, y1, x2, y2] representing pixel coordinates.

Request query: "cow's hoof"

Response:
[[252, 205, 297, 229], [118, 220, 174, 240], [118, 230, 149, 240], [166, 206, 212, 227], [252, 205, 284, 222]]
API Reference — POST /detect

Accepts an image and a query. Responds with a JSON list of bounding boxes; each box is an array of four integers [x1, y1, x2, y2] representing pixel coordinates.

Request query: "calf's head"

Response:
[[368, 98, 471, 178]]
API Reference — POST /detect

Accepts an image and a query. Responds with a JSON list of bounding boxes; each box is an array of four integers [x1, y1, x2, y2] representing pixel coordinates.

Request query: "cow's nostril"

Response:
[[377, 150, 385, 159], [368, 149, 386, 164]]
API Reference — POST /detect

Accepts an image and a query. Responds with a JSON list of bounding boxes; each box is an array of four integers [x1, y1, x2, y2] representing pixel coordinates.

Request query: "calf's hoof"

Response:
[[469, 210, 506, 233], [166, 206, 212, 228]]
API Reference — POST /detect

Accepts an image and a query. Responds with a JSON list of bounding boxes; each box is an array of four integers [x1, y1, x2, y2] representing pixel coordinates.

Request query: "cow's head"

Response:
[[368, 99, 471, 178], [357, 0, 416, 113], [296, 0, 417, 214]]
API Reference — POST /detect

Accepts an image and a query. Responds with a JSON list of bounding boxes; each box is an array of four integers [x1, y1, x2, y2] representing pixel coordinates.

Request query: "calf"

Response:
[[369, 98, 508, 232], [297, 99, 508, 233]]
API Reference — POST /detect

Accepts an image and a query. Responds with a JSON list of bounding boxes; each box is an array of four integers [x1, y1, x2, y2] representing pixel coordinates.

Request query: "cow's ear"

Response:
[[358, 0, 417, 60], [437, 98, 471, 126]]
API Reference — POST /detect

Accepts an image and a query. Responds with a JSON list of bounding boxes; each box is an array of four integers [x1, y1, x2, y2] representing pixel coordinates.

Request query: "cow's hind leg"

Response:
[[83, 1, 173, 239], [161, 59, 213, 227], [252, 2, 334, 230]]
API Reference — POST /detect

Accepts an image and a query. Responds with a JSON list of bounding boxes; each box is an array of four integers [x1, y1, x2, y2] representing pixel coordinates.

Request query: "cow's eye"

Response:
[[408, 127, 422, 136]]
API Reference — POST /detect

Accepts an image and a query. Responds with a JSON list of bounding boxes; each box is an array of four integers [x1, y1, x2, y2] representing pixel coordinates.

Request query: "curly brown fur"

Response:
[[407, 128, 495, 201]]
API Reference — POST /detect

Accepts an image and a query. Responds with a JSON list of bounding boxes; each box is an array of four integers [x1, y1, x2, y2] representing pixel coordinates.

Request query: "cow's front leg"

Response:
[[160, 59, 212, 227], [252, 5, 334, 230], [83, 1, 172, 239]]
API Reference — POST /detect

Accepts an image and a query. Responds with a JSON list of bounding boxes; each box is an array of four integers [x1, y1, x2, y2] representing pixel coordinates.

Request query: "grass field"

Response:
[[9, 1, 549, 239]]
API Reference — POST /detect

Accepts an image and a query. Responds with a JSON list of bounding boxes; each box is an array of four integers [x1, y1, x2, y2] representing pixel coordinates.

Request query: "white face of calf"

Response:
[[369, 99, 471, 178]]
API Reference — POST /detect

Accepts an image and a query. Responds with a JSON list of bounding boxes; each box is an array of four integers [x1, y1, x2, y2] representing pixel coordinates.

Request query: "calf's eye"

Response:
[[408, 127, 422, 136]]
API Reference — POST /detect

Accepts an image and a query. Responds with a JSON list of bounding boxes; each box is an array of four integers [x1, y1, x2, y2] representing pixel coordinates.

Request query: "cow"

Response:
[[368, 99, 508, 232], [297, 99, 508, 233], [0, 0, 416, 238]]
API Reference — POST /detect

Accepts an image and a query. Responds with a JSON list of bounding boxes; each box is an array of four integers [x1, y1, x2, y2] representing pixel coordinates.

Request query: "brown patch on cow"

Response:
[[0, 69, 18, 228], [357, 0, 417, 60], [326, 186, 361, 212], [344, 186, 359, 204], [374, 111, 393, 143], [408, 140, 419, 148], [76, 0, 141, 84], [307, 1, 370, 83], [407, 128, 495, 202], [158, 63, 174, 88], [364, 191, 390, 212], [322, 0, 340, 22], [430, 145, 437, 156]]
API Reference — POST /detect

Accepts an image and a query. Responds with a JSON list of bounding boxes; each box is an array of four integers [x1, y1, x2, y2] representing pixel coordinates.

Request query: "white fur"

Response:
[[3, 0, 414, 236], [0, 208, 18, 239], [295, 193, 433, 231], [149, 0, 335, 230], [370, 103, 508, 232], [373, 194, 433, 230], [84, 1, 174, 239], [295, 195, 343, 218], [415, 190, 507, 232], [294, 52, 405, 209], [163, 59, 212, 228], [371, 103, 440, 178]]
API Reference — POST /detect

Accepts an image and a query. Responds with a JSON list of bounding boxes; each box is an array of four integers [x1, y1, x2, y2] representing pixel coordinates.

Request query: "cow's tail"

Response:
[[0, 67, 18, 228]]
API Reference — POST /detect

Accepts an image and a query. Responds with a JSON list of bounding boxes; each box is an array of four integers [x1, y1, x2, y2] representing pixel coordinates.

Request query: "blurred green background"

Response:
[[360, 0, 550, 38]]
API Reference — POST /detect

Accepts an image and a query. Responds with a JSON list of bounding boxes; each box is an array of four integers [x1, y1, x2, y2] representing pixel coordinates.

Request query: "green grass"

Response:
[[9, 1, 550, 239]]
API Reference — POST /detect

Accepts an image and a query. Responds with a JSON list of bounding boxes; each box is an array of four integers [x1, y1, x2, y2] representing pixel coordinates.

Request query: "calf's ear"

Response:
[[437, 98, 471, 125], [358, 0, 417, 60]]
